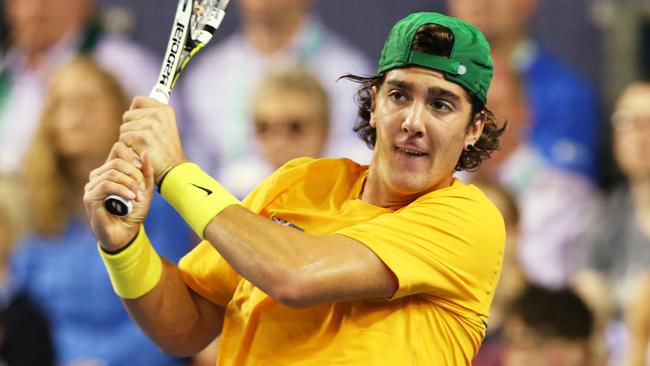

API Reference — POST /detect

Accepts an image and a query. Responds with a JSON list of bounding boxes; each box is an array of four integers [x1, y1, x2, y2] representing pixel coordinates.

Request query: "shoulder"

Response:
[[318, 25, 372, 72], [242, 157, 365, 211], [95, 34, 157, 65], [405, 179, 505, 240], [269, 157, 363, 181], [414, 179, 501, 212], [187, 32, 244, 71], [525, 46, 596, 95]]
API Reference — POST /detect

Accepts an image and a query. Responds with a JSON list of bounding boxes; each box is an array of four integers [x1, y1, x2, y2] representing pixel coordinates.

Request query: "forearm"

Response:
[[124, 259, 224, 356], [204, 206, 396, 307], [99, 226, 223, 356], [160, 162, 396, 307]]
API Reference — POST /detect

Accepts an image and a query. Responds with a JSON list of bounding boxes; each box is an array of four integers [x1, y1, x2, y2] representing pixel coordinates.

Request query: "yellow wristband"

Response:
[[98, 225, 163, 299], [160, 162, 240, 238]]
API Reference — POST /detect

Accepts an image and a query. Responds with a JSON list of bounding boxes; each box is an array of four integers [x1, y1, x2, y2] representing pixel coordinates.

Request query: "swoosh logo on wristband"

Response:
[[190, 183, 213, 196]]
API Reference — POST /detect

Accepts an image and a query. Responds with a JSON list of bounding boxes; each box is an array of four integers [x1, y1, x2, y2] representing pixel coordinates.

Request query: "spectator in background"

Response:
[[465, 52, 596, 288], [9, 57, 193, 366], [573, 82, 650, 366], [625, 271, 650, 366], [0, 0, 158, 176], [472, 178, 527, 366], [180, 0, 372, 183], [0, 178, 54, 366], [447, 0, 601, 182], [448, 0, 601, 288], [220, 67, 330, 197], [501, 285, 595, 366]]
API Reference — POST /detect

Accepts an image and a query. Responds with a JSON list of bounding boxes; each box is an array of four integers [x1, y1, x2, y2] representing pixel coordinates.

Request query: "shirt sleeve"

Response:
[[336, 185, 505, 315], [177, 158, 316, 307], [178, 241, 241, 308]]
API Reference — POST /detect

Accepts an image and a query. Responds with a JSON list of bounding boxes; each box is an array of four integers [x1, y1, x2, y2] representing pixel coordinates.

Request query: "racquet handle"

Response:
[[149, 88, 170, 104], [104, 195, 133, 216], [102, 87, 170, 216]]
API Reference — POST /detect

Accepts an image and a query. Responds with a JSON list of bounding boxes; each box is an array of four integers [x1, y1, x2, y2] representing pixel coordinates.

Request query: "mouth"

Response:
[[395, 146, 428, 157]]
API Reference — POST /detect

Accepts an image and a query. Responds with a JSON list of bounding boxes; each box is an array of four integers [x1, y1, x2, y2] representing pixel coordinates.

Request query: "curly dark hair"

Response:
[[342, 24, 505, 172]]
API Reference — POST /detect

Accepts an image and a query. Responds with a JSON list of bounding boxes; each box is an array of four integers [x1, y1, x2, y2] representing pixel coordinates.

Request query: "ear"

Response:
[[369, 86, 377, 128], [465, 111, 486, 147]]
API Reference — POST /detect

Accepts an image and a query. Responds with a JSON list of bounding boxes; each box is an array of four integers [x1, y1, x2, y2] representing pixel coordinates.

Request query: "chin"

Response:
[[390, 177, 434, 196]]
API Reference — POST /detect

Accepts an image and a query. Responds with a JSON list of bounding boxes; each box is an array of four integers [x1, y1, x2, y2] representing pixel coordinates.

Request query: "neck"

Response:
[[23, 51, 47, 71], [630, 178, 650, 209], [630, 179, 650, 239], [490, 34, 529, 59], [361, 165, 452, 210], [66, 156, 102, 209], [242, 15, 305, 55]]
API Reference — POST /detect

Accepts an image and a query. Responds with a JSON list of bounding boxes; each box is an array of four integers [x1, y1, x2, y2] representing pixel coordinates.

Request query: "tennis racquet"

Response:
[[104, 0, 231, 216]]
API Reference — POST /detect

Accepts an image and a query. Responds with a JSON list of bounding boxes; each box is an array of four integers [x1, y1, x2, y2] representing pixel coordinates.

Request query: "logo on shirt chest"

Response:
[[271, 217, 304, 232]]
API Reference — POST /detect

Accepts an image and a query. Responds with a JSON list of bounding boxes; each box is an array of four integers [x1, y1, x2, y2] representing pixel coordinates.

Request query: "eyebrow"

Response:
[[385, 79, 463, 104]]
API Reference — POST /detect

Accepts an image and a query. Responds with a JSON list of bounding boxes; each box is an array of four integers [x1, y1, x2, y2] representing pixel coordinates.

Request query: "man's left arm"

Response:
[[118, 96, 398, 307], [203, 205, 398, 308]]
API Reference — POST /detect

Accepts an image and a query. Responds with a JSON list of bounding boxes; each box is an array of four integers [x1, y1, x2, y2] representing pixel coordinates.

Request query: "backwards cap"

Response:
[[378, 12, 493, 106]]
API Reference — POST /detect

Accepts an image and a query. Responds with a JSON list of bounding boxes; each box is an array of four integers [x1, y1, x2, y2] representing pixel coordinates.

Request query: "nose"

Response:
[[401, 102, 426, 138], [55, 103, 87, 132]]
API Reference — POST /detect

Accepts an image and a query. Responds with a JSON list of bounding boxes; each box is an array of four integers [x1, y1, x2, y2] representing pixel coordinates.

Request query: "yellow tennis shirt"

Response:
[[179, 157, 505, 365]]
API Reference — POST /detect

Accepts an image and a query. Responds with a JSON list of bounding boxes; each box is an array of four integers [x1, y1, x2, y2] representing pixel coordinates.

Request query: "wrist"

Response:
[[160, 162, 240, 238], [100, 231, 139, 255], [155, 158, 187, 188], [98, 225, 163, 299]]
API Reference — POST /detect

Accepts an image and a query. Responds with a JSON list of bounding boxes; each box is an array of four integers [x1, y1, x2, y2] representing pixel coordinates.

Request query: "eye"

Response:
[[255, 120, 269, 134], [387, 90, 407, 102], [288, 120, 304, 135], [430, 100, 453, 112]]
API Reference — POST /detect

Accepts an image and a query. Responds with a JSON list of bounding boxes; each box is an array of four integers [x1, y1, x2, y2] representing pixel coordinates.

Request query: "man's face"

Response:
[[447, 0, 534, 44], [5, 0, 91, 54], [369, 67, 483, 200], [612, 84, 650, 181]]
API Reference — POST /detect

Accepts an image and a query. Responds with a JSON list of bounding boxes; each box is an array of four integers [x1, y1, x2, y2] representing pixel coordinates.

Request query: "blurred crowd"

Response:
[[0, 0, 649, 365]]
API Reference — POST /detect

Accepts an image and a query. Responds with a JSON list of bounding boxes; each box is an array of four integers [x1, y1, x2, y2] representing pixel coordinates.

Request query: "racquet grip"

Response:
[[104, 195, 133, 216], [149, 87, 170, 104]]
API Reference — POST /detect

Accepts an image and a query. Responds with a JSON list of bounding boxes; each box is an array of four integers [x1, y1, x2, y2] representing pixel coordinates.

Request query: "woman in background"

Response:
[[0, 178, 54, 365], [10, 56, 194, 366]]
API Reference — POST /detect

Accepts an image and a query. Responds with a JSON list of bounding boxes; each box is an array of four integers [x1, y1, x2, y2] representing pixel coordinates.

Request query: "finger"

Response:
[[120, 117, 153, 135], [130, 95, 164, 110], [104, 142, 142, 169], [119, 130, 154, 157], [123, 96, 171, 124], [112, 141, 142, 169], [92, 157, 145, 182], [122, 107, 157, 125], [122, 103, 174, 126], [85, 179, 137, 203], [89, 158, 145, 191], [86, 166, 141, 199], [141, 151, 155, 194]]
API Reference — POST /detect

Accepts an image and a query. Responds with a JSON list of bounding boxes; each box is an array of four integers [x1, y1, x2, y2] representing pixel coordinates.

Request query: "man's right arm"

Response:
[[122, 259, 225, 356], [84, 143, 224, 356]]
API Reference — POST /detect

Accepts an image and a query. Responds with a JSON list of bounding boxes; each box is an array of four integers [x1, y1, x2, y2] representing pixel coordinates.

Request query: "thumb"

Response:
[[141, 151, 155, 194]]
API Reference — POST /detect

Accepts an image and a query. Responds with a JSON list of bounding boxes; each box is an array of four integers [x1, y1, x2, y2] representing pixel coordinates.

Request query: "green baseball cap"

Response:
[[378, 12, 493, 106]]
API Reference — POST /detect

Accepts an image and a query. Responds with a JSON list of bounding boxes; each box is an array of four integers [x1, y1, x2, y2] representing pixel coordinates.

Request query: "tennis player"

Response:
[[84, 12, 505, 365]]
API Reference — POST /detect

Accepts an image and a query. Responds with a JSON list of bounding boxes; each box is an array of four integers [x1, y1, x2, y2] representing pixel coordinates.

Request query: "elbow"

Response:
[[160, 344, 196, 358], [267, 270, 316, 309], [158, 338, 209, 358]]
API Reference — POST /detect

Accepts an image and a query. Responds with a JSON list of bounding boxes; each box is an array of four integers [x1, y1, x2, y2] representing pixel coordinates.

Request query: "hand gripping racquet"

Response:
[[104, 0, 230, 216]]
